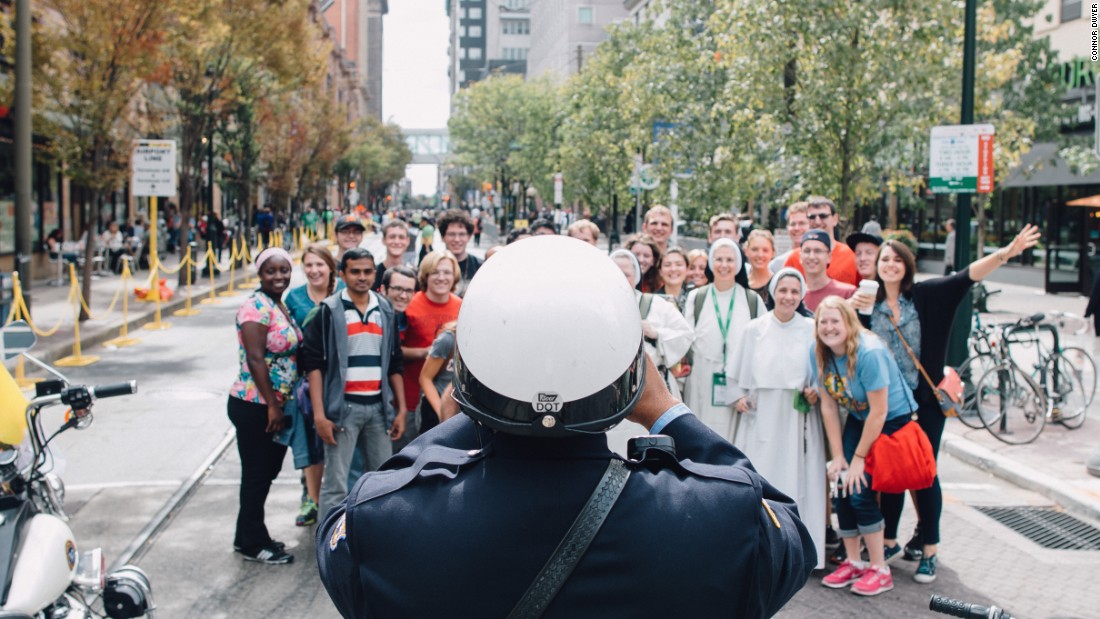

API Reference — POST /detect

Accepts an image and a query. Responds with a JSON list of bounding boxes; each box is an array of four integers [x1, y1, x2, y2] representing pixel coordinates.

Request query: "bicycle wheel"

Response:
[[956, 353, 997, 429], [1046, 351, 1088, 429], [1061, 346, 1097, 407], [977, 362, 1046, 444]]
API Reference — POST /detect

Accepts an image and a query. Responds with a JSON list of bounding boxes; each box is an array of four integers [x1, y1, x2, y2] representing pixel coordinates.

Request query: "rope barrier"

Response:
[[76, 265, 124, 322], [199, 242, 220, 305], [174, 245, 201, 317], [5, 272, 70, 338], [103, 258, 140, 348], [55, 263, 100, 367], [219, 237, 242, 297]]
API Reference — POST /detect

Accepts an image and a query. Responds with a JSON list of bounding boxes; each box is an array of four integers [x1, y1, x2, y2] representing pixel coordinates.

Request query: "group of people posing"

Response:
[[224, 197, 1040, 601], [578, 198, 1039, 597], [226, 209, 484, 565]]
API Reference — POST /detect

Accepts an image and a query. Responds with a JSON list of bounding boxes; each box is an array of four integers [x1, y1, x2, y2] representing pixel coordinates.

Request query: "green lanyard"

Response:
[[710, 286, 736, 365]]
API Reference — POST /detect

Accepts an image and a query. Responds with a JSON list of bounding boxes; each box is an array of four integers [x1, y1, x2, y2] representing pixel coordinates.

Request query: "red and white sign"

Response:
[[977, 132, 994, 194]]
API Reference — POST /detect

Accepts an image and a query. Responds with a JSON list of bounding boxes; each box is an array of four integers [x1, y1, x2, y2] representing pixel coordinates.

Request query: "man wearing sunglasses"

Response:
[[783, 196, 859, 286]]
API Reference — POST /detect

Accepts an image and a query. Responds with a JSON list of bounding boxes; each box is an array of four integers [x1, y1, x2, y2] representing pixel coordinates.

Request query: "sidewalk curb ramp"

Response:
[[4, 276, 244, 368], [942, 430, 1100, 522]]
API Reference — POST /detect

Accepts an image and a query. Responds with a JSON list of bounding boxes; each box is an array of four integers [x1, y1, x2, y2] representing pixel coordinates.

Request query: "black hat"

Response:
[[845, 232, 883, 250], [801, 229, 832, 250], [335, 215, 366, 232]]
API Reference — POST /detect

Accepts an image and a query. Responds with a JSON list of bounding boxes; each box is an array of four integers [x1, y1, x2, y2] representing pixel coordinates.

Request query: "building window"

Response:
[[459, 47, 467, 59], [578, 6, 593, 24], [504, 0, 529, 8], [468, 7, 482, 19], [503, 47, 528, 60], [468, 47, 482, 60], [468, 25, 482, 37], [460, 8, 467, 18], [1062, 0, 1082, 21], [459, 25, 466, 37], [502, 19, 530, 35]]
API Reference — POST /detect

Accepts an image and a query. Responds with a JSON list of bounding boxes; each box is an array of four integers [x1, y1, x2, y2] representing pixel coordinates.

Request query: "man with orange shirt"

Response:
[[402, 250, 462, 434], [784, 196, 859, 286]]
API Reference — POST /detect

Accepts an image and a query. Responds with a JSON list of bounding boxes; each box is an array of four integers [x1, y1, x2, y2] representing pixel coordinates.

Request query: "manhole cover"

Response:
[[975, 506, 1100, 550], [145, 388, 222, 402]]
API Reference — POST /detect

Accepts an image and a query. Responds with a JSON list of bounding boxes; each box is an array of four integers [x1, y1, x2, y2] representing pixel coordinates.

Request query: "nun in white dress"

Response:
[[681, 239, 756, 441], [610, 249, 694, 400], [727, 268, 826, 569]]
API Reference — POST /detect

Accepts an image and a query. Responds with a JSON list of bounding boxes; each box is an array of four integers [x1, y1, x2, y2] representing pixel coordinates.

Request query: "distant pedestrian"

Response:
[[373, 220, 412, 292], [745, 230, 777, 308], [566, 219, 600, 246], [943, 219, 956, 275], [770, 202, 810, 273], [334, 215, 366, 260], [1087, 268, 1100, 336], [257, 208, 275, 248], [861, 215, 882, 237], [472, 213, 482, 247]]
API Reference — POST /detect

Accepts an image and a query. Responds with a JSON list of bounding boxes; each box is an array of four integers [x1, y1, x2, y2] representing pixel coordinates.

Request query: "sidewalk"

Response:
[[922, 276, 1100, 521], [4, 246, 258, 368]]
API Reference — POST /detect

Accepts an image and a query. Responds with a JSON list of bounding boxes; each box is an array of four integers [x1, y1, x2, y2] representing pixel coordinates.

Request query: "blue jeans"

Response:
[[836, 415, 908, 538], [320, 399, 392, 515]]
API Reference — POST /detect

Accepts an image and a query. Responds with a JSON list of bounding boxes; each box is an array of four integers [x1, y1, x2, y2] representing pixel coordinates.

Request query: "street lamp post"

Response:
[[14, 0, 33, 309]]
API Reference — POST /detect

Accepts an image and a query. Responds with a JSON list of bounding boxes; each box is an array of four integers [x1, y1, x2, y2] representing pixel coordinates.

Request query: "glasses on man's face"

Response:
[[806, 213, 832, 221], [387, 286, 414, 296]]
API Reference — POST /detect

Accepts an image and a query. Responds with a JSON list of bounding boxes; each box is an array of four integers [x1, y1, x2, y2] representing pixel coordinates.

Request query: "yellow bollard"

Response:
[[243, 237, 258, 287], [143, 253, 171, 331], [55, 264, 100, 367], [5, 273, 42, 388], [104, 258, 141, 348], [220, 237, 241, 297], [200, 243, 220, 305], [174, 245, 202, 316]]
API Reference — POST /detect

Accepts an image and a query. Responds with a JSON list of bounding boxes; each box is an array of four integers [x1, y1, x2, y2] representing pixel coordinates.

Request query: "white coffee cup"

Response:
[[857, 280, 879, 316]]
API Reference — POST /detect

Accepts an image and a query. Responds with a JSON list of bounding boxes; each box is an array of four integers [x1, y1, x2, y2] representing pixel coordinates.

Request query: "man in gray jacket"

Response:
[[300, 247, 408, 515]]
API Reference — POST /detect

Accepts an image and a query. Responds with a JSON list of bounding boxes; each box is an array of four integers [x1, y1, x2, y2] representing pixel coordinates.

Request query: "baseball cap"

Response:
[[801, 229, 832, 250], [845, 232, 883, 251], [335, 215, 366, 232]]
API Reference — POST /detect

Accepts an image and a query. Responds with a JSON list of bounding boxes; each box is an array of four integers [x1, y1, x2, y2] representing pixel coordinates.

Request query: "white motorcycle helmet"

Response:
[[453, 235, 646, 437]]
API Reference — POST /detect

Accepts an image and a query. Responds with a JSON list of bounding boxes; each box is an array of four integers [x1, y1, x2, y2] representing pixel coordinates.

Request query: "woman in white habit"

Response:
[[727, 267, 826, 569], [610, 249, 694, 400], [681, 238, 758, 440]]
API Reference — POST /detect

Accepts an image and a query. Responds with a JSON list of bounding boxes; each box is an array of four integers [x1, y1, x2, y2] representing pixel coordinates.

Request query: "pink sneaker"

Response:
[[821, 560, 867, 589], [850, 565, 894, 596]]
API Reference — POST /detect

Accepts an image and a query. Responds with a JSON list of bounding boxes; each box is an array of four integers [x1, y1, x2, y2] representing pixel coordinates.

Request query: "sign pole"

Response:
[[946, 0, 978, 367]]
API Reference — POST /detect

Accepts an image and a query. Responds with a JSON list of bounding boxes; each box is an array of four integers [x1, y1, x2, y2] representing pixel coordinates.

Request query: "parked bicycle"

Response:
[[971, 313, 1093, 444]]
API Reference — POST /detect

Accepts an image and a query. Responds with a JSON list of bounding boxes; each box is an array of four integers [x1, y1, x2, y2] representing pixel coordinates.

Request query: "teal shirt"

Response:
[[809, 332, 917, 421], [285, 281, 345, 327]]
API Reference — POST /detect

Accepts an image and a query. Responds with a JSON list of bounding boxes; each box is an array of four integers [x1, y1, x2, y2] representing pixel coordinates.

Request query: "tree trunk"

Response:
[[79, 192, 98, 322]]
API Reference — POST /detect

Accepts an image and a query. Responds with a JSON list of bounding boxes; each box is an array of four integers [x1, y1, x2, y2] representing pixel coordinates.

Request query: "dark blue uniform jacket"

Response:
[[317, 412, 815, 618]]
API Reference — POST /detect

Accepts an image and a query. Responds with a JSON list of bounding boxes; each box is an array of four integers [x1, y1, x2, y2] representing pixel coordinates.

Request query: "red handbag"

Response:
[[865, 421, 937, 493]]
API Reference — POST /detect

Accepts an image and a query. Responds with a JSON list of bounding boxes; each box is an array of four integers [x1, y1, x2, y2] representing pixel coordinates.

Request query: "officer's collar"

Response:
[[490, 431, 613, 460]]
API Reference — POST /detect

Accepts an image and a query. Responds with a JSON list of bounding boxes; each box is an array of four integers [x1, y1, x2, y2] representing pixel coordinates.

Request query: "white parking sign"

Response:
[[132, 140, 177, 197]]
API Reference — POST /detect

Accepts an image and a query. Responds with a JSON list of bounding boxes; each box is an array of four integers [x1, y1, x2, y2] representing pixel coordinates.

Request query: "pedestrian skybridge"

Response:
[[405, 129, 450, 165]]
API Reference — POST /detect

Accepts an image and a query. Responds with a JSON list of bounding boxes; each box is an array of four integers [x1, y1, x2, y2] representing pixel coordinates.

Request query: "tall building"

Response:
[[447, 0, 530, 96], [526, 0, 627, 81], [321, 0, 388, 119]]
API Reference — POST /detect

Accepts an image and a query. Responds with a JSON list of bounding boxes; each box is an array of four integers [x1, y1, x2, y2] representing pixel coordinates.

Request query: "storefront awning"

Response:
[[1067, 194, 1100, 207], [1002, 142, 1100, 187]]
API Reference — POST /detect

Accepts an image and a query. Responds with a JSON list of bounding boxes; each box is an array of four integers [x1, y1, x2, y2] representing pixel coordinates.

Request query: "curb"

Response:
[[941, 430, 1100, 522], [7, 273, 248, 368]]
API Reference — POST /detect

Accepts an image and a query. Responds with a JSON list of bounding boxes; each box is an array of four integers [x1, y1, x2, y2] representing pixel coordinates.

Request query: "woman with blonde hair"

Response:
[[812, 296, 916, 596], [744, 229, 776, 306], [402, 250, 463, 433], [686, 249, 710, 288]]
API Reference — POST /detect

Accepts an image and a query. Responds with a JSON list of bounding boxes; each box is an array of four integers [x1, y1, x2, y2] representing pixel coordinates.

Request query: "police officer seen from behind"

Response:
[[317, 236, 815, 618]]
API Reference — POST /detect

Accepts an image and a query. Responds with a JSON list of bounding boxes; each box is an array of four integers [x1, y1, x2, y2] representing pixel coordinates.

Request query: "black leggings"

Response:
[[227, 396, 288, 552], [881, 401, 945, 546]]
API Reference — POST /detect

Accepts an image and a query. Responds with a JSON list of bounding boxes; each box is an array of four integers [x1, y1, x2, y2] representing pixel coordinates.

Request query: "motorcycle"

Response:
[[0, 321, 154, 618]]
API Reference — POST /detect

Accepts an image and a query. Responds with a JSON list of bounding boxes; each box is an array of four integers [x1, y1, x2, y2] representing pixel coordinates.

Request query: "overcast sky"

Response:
[[382, 0, 450, 196]]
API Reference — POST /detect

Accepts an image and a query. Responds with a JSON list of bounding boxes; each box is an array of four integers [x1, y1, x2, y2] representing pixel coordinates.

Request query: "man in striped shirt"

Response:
[[300, 248, 408, 515]]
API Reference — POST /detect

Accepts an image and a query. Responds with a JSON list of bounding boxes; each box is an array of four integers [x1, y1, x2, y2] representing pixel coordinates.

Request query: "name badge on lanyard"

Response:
[[712, 372, 730, 407], [710, 286, 736, 408]]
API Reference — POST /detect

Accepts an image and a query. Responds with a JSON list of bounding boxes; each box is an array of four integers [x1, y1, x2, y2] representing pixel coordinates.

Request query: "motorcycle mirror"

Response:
[[0, 320, 36, 360]]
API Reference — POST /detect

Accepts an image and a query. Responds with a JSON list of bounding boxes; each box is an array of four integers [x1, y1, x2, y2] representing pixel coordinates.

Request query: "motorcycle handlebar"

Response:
[[929, 594, 1014, 619], [89, 381, 138, 400]]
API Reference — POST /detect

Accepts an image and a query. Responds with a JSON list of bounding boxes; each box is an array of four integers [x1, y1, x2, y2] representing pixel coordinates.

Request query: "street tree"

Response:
[[39, 0, 173, 318], [336, 118, 412, 211]]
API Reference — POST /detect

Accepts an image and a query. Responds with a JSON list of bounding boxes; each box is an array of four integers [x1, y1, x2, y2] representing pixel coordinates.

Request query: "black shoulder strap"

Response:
[[507, 459, 631, 619]]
